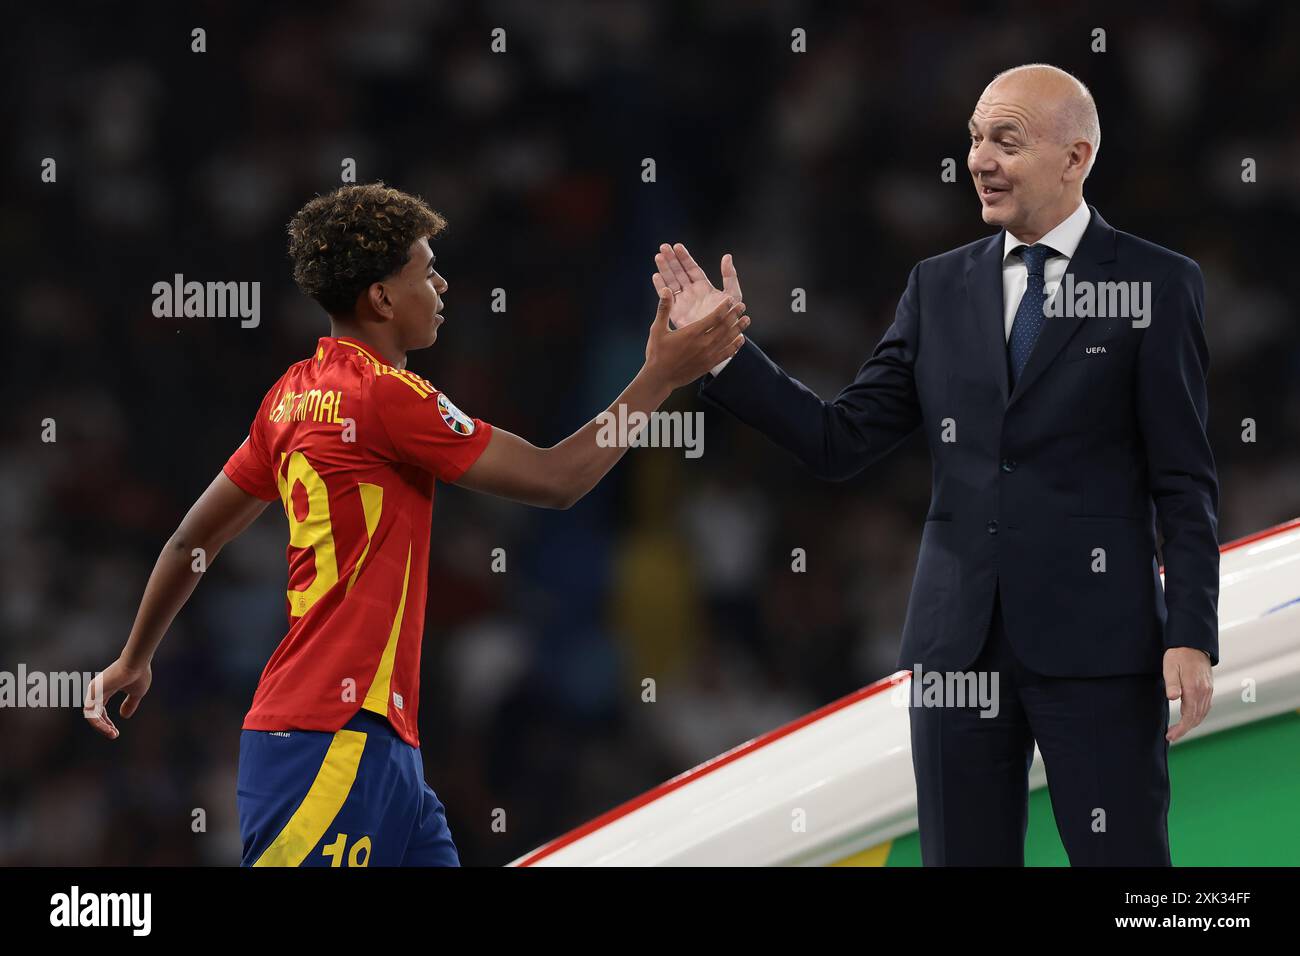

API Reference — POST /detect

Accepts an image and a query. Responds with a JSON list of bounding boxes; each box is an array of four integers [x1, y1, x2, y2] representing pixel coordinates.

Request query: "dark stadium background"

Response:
[[3, 1, 1297, 865]]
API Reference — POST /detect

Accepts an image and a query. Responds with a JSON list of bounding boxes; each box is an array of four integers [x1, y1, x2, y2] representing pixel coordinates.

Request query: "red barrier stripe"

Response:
[[1160, 516, 1300, 574], [1219, 516, 1300, 554]]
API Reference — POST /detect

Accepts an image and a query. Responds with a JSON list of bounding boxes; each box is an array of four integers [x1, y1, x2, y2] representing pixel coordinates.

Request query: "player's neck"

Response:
[[329, 322, 407, 369]]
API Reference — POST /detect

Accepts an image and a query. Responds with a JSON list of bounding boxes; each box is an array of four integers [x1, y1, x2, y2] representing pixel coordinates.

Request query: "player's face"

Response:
[[390, 237, 447, 349], [968, 83, 1070, 239]]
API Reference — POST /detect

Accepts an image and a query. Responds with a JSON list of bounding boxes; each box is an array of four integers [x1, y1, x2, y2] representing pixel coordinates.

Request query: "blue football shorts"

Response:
[[236, 707, 460, 867]]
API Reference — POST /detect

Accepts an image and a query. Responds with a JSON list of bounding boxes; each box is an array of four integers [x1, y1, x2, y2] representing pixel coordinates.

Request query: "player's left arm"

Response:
[[84, 472, 271, 740]]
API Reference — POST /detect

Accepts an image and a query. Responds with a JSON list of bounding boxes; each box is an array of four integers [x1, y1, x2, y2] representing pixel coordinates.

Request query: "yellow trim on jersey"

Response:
[[346, 483, 384, 592], [337, 341, 434, 398], [252, 729, 367, 867], [361, 542, 412, 717], [338, 340, 383, 370], [384, 368, 431, 398]]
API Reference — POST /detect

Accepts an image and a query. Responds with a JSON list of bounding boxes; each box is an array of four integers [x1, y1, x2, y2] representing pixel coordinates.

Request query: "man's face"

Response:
[[967, 81, 1073, 238], [385, 237, 446, 349]]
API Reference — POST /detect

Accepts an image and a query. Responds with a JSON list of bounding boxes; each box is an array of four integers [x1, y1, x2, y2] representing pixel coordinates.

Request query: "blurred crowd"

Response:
[[2, 0, 1298, 865]]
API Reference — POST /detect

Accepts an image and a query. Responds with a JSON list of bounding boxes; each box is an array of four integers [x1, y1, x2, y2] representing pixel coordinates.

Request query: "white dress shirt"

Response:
[[1001, 199, 1091, 340], [708, 198, 1092, 377]]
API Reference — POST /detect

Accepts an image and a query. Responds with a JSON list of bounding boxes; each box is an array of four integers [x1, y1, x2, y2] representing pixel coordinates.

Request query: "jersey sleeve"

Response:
[[370, 370, 493, 481], [223, 393, 281, 502]]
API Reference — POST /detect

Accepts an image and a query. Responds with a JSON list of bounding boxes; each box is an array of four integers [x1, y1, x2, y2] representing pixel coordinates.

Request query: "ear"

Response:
[[366, 281, 394, 319], [1063, 140, 1094, 183]]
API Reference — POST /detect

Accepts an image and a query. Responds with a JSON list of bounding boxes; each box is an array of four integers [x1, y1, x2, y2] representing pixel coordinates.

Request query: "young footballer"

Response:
[[84, 183, 747, 866]]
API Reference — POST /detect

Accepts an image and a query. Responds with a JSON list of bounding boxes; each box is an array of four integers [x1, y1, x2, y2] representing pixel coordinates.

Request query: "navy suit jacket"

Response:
[[700, 207, 1220, 677]]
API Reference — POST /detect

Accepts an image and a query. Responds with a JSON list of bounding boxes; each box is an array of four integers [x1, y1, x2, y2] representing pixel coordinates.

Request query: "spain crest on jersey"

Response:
[[437, 392, 475, 435]]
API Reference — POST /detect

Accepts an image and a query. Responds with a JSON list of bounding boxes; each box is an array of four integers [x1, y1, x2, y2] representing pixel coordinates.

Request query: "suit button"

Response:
[[1000, 459, 1016, 473], [987, 520, 999, 535]]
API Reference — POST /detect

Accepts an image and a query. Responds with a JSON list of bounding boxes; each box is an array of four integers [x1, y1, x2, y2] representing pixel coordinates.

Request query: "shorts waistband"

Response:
[[344, 708, 398, 737]]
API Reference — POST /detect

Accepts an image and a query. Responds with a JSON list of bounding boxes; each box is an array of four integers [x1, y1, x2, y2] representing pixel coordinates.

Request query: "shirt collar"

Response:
[[319, 335, 388, 367], [1003, 199, 1091, 262]]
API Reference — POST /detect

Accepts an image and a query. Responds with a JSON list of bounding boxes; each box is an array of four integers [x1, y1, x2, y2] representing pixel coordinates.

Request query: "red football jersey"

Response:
[[223, 335, 492, 746]]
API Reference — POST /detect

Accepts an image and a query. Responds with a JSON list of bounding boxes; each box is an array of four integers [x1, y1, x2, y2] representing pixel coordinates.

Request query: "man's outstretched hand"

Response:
[[643, 284, 748, 391], [653, 243, 744, 331]]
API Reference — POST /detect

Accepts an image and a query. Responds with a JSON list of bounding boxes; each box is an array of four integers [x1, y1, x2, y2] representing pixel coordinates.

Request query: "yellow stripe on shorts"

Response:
[[829, 841, 893, 867], [252, 729, 367, 867]]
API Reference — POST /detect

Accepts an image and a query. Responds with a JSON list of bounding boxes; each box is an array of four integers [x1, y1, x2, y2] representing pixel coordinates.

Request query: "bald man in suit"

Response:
[[656, 64, 1218, 865]]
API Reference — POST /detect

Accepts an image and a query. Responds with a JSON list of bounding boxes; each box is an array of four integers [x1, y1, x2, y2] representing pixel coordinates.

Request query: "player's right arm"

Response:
[[378, 288, 747, 509], [454, 288, 747, 508], [85, 461, 273, 739]]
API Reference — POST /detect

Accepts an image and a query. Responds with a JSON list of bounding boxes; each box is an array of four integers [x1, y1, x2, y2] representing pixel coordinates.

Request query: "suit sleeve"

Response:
[[1137, 259, 1220, 666], [698, 263, 924, 480], [371, 372, 493, 482]]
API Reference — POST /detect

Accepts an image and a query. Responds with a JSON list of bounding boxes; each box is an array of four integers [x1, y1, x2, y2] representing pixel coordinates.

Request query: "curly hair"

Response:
[[287, 182, 447, 315]]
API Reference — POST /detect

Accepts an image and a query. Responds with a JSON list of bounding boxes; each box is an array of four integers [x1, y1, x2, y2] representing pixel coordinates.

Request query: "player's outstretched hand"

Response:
[[652, 243, 744, 330], [84, 656, 152, 740], [643, 286, 748, 391]]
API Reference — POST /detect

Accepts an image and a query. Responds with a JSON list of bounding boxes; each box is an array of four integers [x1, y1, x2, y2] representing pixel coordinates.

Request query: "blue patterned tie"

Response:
[[1007, 244, 1056, 387]]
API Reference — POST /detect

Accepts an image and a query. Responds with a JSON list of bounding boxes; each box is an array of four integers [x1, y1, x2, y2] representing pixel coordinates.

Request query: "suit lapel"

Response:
[[966, 232, 1011, 406], [1008, 207, 1117, 408]]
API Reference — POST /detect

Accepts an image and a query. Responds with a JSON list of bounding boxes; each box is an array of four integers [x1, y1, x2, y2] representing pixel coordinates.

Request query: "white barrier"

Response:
[[513, 519, 1300, 866]]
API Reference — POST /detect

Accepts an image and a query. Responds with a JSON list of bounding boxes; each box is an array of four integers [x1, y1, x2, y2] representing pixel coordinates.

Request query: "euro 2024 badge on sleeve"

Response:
[[437, 392, 475, 436]]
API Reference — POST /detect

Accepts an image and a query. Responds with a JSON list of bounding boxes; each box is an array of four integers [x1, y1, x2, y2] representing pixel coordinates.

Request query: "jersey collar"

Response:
[[322, 335, 388, 368]]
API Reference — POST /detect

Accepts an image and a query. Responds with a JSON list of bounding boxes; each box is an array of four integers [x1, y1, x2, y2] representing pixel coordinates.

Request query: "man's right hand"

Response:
[[456, 286, 748, 511], [643, 285, 748, 391], [653, 243, 744, 330]]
